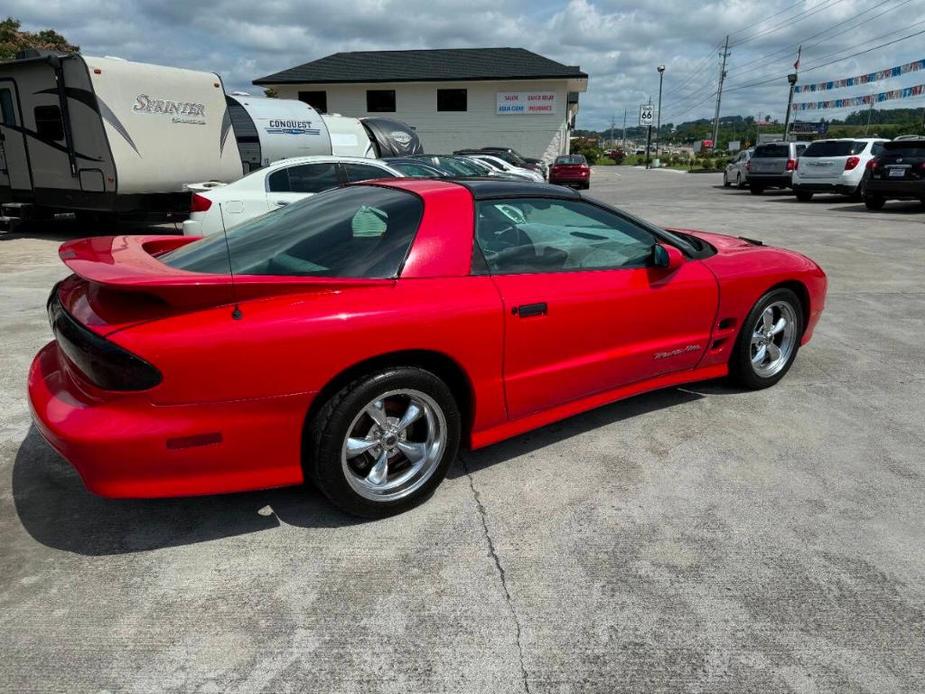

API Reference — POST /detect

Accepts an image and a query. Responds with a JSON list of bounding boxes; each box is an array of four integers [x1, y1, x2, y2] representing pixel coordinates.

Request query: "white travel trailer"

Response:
[[0, 50, 242, 218], [226, 93, 422, 172]]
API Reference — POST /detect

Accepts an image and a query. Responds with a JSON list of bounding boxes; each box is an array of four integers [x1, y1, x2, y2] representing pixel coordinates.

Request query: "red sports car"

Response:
[[29, 179, 826, 517]]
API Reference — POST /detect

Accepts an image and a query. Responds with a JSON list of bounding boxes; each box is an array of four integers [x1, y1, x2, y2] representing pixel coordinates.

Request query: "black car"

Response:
[[864, 139, 925, 210], [413, 155, 518, 179]]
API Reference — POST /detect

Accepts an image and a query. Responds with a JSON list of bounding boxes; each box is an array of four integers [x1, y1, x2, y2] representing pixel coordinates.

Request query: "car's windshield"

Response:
[[162, 186, 423, 278], [441, 157, 484, 175], [555, 155, 587, 165], [457, 158, 492, 175], [491, 151, 528, 167], [884, 143, 925, 156], [802, 141, 865, 157]]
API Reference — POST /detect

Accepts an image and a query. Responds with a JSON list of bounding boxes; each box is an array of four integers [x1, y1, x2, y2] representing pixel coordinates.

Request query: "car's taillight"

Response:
[[48, 292, 162, 391], [746, 161, 751, 172], [786, 159, 796, 171], [866, 159, 879, 170], [845, 156, 861, 171], [190, 192, 213, 213]]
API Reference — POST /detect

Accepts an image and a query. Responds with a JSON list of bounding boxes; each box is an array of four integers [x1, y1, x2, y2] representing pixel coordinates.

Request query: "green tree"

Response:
[[0, 17, 78, 60]]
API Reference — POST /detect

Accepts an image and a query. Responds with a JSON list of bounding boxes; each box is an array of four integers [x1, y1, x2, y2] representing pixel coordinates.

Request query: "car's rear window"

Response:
[[753, 144, 790, 158], [802, 141, 867, 157], [555, 155, 587, 165], [162, 186, 423, 278], [883, 143, 925, 156]]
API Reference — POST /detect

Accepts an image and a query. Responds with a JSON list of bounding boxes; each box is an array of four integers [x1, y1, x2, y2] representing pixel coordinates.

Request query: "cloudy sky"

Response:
[[8, 0, 925, 130]]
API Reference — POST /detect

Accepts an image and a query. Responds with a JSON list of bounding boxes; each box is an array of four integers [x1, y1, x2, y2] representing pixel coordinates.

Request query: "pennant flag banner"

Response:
[[794, 58, 925, 93], [792, 82, 925, 111]]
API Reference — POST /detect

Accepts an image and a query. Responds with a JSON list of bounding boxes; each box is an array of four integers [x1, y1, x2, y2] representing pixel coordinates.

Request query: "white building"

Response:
[[253, 48, 588, 162]]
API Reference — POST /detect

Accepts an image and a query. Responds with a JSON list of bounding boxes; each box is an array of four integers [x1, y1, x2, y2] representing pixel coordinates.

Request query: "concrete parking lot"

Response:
[[1, 167, 923, 693]]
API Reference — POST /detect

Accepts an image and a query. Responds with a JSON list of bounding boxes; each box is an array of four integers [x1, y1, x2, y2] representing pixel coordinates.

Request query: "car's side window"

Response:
[[474, 198, 657, 275], [871, 142, 885, 156], [343, 163, 396, 182], [267, 163, 340, 194]]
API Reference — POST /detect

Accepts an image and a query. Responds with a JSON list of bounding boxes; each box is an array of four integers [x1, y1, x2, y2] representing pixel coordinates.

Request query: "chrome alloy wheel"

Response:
[[341, 389, 446, 502], [750, 301, 798, 378]]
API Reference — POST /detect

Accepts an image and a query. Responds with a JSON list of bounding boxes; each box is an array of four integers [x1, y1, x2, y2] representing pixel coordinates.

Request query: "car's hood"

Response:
[[668, 228, 767, 252]]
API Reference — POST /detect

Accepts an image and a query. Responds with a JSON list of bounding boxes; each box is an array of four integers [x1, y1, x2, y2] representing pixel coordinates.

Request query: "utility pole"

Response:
[[610, 114, 616, 147], [622, 107, 627, 151], [783, 73, 798, 140], [711, 35, 730, 151], [656, 65, 666, 164]]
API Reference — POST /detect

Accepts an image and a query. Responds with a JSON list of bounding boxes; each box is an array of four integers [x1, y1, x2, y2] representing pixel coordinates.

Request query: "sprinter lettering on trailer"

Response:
[[133, 95, 206, 117]]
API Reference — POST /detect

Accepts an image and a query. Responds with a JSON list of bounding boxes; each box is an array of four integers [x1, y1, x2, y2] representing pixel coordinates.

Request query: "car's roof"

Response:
[[373, 177, 579, 200], [264, 155, 390, 170]]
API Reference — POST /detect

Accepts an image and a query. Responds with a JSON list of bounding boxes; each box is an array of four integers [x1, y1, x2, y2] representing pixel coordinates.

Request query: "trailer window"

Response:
[[366, 90, 396, 113], [0, 89, 15, 125], [34, 105, 64, 142]]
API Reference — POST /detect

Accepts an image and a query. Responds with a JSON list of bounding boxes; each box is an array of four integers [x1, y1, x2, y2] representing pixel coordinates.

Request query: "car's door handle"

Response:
[[512, 302, 547, 317], [275, 201, 289, 207]]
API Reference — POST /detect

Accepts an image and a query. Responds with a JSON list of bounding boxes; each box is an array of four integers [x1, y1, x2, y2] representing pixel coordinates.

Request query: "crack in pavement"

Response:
[[460, 454, 531, 694]]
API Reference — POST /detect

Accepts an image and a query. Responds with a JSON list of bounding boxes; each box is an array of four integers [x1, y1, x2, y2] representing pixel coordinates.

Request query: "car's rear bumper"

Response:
[[792, 182, 858, 195], [865, 180, 925, 198], [28, 342, 311, 498], [748, 174, 792, 187]]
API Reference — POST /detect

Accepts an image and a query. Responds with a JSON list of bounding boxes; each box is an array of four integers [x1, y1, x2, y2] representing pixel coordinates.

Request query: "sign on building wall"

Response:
[[496, 92, 558, 115]]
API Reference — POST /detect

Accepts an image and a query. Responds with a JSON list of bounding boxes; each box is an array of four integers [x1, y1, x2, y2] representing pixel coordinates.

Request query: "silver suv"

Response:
[[748, 141, 808, 194]]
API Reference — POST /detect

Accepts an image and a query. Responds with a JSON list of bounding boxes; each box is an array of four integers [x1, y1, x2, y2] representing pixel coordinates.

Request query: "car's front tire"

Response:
[[306, 367, 461, 518], [730, 288, 804, 390]]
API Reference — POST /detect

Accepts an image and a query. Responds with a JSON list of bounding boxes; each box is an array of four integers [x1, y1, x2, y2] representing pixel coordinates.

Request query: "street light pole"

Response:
[[656, 65, 665, 165]]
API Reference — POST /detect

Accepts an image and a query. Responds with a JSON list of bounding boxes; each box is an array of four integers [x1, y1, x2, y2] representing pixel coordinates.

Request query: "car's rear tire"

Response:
[[736, 173, 743, 188], [795, 191, 813, 202], [750, 185, 764, 195], [730, 288, 804, 390], [864, 194, 885, 210], [723, 172, 731, 187], [306, 367, 461, 518]]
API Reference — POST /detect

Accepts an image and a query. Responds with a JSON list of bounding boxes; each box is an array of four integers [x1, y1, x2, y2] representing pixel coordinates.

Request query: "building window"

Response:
[[298, 90, 327, 113], [437, 89, 467, 112], [34, 105, 64, 142], [366, 90, 396, 113]]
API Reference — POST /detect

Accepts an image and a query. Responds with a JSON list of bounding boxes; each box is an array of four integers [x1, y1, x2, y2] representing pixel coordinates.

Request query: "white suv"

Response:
[[792, 138, 887, 201]]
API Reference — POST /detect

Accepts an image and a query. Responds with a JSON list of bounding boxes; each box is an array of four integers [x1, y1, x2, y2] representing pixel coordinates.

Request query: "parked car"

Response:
[[791, 138, 887, 201], [863, 138, 925, 210], [182, 156, 405, 236], [723, 148, 753, 188], [30, 179, 826, 517], [410, 155, 500, 178], [380, 158, 448, 178], [459, 154, 544, 182], [747, 141, 808, 194], [477, 147, 548, 179], [548, 154, 591, 189]]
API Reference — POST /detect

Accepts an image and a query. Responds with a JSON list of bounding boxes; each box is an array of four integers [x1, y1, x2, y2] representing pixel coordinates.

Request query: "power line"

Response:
[[727, 0, 916, 79], [730, 0, 848, 47], [724, 23, 925, 93], [727, 0, 807, 40]]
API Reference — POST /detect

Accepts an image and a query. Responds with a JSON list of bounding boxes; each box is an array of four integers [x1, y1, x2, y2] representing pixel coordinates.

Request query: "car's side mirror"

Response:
[[652, 243, 684, 270]]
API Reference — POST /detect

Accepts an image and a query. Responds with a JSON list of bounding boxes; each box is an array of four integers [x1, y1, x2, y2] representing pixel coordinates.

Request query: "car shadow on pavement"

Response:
[[448, 384, 714, 479], [12, 426, 363, 556], [14, 382, 736, 555]]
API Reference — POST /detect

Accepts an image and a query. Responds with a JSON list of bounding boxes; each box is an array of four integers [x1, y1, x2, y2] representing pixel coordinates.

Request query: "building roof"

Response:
[[253, 47, 586, 85]]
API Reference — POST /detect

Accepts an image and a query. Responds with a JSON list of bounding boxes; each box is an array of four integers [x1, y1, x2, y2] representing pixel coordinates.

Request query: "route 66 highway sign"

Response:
[[639, 104, 655, 126]]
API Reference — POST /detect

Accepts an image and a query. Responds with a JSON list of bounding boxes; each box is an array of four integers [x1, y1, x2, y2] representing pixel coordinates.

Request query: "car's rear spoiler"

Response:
[[59, 235, 389, 308]]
